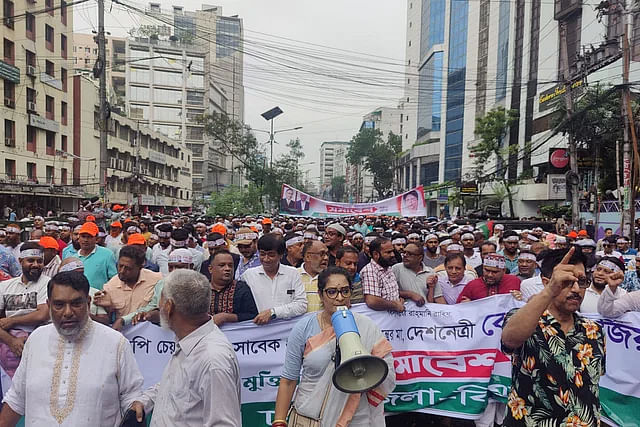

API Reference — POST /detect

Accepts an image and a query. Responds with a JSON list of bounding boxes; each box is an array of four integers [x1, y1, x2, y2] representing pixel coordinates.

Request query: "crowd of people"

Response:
[[0, 208, 637, 426]]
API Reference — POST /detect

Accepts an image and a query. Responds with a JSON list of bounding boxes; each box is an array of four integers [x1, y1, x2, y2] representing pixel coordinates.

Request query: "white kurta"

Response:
[[3, 321, 143, 426]]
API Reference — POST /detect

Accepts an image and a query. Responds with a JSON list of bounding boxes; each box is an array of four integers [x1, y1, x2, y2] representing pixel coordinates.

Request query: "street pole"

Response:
[[621, 11, 635, 240], [97, 0, 108, 201], [560, 21, 580, 229], [269, 119, 274, 170]]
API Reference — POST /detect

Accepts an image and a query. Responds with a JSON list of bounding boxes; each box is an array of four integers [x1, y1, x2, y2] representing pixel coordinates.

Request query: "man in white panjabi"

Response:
[[130, 269, 241, 427], [0, 270, 144, 426]]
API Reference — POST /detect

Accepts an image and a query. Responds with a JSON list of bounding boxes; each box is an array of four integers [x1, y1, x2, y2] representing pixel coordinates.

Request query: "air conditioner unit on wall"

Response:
[[4, 98, 15, 108], [27, 102, 37, 112], [26, 65, 36, 77], [5, 138, 15, 147]]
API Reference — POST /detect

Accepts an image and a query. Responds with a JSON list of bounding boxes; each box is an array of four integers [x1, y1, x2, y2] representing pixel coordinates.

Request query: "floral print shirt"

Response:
[[501, 308, 606, 427]]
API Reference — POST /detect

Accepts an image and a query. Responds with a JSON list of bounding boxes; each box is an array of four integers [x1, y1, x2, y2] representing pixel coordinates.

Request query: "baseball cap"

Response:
[[578, 230, 588, 237], [127, 233, 146, 245], [211, 223, 227, 234], [39, 236, 59, 250], [86, 215, 96, 222], [567, 231, 578, 239], [110, 221, 122, 229], [262, 218, 272, 225], [79, 222, 99, 237]]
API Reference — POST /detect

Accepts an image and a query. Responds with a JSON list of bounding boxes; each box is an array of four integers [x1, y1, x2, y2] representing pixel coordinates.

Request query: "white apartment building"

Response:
[[0, 0, 79, 215]]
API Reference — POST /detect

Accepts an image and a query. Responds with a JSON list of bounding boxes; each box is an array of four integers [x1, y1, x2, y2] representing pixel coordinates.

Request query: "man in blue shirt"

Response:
[[617, 236, 637, 267], [62, 225, 81, 259], [76, 222, 117, 290]]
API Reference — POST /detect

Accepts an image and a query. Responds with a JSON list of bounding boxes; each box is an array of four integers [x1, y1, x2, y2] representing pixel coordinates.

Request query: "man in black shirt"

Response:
[[209, 250, 258, 326]]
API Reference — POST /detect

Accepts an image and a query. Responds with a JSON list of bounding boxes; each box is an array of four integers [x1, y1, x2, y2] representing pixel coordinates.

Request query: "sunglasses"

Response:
[[323, 287, 352, 299]]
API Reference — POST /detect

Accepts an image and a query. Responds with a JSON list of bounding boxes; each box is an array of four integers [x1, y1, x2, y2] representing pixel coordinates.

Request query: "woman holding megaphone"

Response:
[[273, 266, 396, 427]]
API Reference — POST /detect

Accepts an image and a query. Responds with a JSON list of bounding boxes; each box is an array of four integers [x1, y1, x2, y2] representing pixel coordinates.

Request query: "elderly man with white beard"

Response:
[[0, 271, 143, 426], [130, 269, 241, 426]]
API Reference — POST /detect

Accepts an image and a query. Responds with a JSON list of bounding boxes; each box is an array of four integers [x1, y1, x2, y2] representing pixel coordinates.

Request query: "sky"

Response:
[[74, 0, 408, 185]]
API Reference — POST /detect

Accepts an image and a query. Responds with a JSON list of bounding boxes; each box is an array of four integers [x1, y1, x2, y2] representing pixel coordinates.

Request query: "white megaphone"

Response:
[[331, 306, 389, 394]]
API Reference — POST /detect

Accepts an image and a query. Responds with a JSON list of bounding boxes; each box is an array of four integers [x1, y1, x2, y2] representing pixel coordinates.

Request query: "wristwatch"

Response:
[[270, 308, 277, 320]]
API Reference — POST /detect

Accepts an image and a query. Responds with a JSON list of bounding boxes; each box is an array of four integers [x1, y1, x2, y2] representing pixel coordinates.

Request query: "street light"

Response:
[[259, 106, 303, 168]]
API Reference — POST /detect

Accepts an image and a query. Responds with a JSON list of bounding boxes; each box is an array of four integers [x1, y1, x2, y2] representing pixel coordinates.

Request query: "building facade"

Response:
[[0, 0, 81, 215], [74, 76, 192, 209]]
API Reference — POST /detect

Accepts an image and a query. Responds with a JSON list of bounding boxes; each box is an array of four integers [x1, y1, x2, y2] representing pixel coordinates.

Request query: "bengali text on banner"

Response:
[[123, 295, 640, 427]]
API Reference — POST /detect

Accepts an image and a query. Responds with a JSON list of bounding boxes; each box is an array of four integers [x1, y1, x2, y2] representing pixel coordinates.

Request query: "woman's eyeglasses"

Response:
[[323, 287, 352, 299]]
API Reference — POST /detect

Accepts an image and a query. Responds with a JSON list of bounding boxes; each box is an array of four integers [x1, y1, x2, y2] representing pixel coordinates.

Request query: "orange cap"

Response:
[[113, 204, 124, 211], [567, 231, 578, 239], [111, 221, 122, 228], [39, 236, 59, 250], [79, 222, 99, 237], [578, 230, 588, 236], [127, 233, 146, 245], [86, 215, 96, 222], [211, 224, 227, 234], [262, 218, 272, 225]]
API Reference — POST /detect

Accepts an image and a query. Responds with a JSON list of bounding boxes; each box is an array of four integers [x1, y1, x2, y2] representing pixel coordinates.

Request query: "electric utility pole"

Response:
[[97, 0, 108, 199], [560, 21, 580, 229]]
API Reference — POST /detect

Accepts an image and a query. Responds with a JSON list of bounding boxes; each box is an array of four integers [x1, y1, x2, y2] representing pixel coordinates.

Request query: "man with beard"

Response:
[[357, 232, 378, 273], [324, 223, 346, 266], [457, 253, 521, 302], [75, 222, 117, 290], [0, 271, 143, 426], [475, 241, 497, 278], [61, 225, 82, 259], [335, 246, 364, 303], [392, 243, 439, 305], [616, 236, 637, 267], [462, 233, 482, 269], [130, 269, 241, 426], [39, 236, 61, 278], [423, 233, 445, 269], [353, 216, 370, 236], [595, 236, 622, 258], [499, 231, 520, 274], [151, 223, 172, 267], [361, 237, 405, 312], [501, 248, 605, 426], [200, 232, 240, 281], [58, 225, 71, 245], [44, 223, 66, 257], [0, 243, 50, 360], [282, 232, 304, 268], [391, 235, 407, 264], [234, 227, 261, 279], [298, 240, 330, 312], [580, 257, 627, 313], [350, 232, 364, 252], [208, 250, 258, 326], [104, 221, 123, 251], [3, 224, 22, 262]]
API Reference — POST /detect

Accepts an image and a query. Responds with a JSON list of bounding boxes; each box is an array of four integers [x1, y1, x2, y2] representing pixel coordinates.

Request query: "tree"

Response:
[[472, 107, 519, 218], [207, 185, 263, 216], [331, 176, 346, 202], [347, 129, 402, 199]]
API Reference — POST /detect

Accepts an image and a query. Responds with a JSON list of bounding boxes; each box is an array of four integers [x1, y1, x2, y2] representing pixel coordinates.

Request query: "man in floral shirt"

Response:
[[501, 247, 606, 426]]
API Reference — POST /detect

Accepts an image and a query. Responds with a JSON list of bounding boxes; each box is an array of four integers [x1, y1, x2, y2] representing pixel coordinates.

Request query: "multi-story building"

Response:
[[74, 75, 192, 209], [319, 141, 349, 188], [361, 107, 402, 139], [400, 0, 634, 217], [0, 0, 81, 215]]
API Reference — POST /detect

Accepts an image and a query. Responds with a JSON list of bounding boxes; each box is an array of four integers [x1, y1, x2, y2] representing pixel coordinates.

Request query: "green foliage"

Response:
[[331, 176, 346, 202], [347, 129, 402, 199], [540, 204, 571, 219], [207, 185, 263, 216], [473, 107, 520, 217]]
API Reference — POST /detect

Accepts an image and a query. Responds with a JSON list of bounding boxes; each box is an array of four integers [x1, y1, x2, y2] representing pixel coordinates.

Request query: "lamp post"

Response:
[[258, 107, 303, 169]]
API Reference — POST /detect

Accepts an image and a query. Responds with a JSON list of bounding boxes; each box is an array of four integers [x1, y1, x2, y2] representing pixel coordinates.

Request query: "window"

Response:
[[186, 90, 203, 105], [4, 159, 15, 180], [26, 87, 36, 110], [84, 47, 90, 53], [61, 101, 67, 125], [45, 60, 54, 77], [25, 13, 35, 40], [61, 34, 67, 59], [129, 104, 149, 120], [61, 0, 67, 25], [45, 0, 53, 15], [27, 163, 37, 182], [3, 81, 14, 105], [26, 50, 35, 67], [186, 126, 203, 140], [3, 38, 14, 64], [46, 132, 55, 155], [45, 24, 54, 51], [154, 70, 182, 86], [3, 0, 14, 29], [129, 86, 150, 102], [61, 68, 67, 92], [186, 73, 203, 88], [153, 106, 181, 121], [61, 135, 67, 152], [61, 168, 67, 184], [46, 166, 54, 183], [153, 87, 181, 103], [4, 120, 15, 146], [130, 68, 150, 84], [26, 126, 36, 152], [46, 95, 54, 120]]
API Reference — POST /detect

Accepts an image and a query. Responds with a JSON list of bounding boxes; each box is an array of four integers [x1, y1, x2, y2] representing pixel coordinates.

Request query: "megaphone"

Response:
[[331, 306, 389, 393]]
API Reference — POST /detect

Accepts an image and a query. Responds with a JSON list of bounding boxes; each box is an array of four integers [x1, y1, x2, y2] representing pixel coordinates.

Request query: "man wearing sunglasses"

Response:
[[580, 257, 627, 313], [501, 247, 606, 426]]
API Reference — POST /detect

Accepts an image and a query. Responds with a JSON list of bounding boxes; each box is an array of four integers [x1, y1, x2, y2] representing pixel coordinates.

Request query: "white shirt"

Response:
[[104, 234, 123, 252], [139, 320, 241, 427], [3, 321, 143, 426], [0, 274, 50, 329], [598, 286, 640, 317], [42, 255, 61, 278], [520, 276, 544, 302], [464, 251, 483, 269], [241, 264, 307, 319], [580, 285, 627, 313]]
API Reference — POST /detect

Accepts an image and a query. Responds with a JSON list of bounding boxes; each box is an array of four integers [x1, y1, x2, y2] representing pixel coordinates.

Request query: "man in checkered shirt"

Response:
[[360, 237, 405, 312]]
